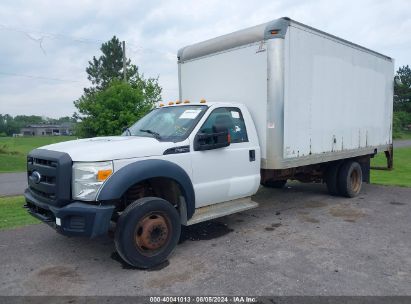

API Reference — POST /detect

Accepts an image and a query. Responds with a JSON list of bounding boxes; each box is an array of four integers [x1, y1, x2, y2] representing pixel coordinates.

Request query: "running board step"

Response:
[[186, 197, 258, 226]]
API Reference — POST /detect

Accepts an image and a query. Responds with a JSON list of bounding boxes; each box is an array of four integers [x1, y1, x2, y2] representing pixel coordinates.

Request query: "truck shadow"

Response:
[[107, 220, 234, 270], [179, 221, 233, 243]]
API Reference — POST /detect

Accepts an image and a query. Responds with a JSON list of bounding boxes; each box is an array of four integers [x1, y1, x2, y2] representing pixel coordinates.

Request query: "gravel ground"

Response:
[[0, 182, 410, 296]]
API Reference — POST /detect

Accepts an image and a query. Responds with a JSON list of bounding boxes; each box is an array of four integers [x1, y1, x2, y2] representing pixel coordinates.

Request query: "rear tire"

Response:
[[114, 197, 181, 269], [261, 179, 287, 188], [325, 162, 341, 196], [337, 161, 363, 198]]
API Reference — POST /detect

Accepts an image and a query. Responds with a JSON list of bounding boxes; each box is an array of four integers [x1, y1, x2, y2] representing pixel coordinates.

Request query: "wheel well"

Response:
[[322, 156, 370, 183], [115, 177, 185, 215]]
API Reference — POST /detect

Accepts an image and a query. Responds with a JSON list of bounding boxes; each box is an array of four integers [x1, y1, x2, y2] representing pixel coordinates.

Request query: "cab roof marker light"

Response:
[[200, 99, 206, 103], [184, 100, 190, 104], [168, 101, 175, 105], [176, 100, 182, 104], [159, 103, 164, 107]]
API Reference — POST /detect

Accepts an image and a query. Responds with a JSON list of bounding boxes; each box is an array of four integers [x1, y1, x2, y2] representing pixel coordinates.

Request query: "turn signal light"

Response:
[[97, 169, 112, 181], [270, 30, 279, 35]]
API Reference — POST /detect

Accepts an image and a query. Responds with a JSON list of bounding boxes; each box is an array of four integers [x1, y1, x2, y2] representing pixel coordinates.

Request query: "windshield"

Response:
[[125, 105, 207, 142]]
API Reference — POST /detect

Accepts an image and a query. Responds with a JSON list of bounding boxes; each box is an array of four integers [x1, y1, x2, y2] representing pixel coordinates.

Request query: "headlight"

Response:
[[72, 161, 113, 201]]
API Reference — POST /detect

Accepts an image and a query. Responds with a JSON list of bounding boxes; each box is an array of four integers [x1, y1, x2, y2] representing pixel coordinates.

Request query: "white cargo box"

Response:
[[178, 17, 394, 169]]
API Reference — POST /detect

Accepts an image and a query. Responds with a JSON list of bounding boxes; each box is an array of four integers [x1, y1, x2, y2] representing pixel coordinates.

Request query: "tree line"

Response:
[[0, 115, 75, 137], [393, 65, 411, 137]]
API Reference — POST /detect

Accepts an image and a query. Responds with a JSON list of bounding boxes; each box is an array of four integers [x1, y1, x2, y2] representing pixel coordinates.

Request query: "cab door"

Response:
[[190, 106, 260, 208]]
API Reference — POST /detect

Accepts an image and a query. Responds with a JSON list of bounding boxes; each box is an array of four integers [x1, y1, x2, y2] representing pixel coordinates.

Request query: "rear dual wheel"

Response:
[[115, 197, 181, 269], [325, 160, 363, 198], [338, 161, 363, 197]]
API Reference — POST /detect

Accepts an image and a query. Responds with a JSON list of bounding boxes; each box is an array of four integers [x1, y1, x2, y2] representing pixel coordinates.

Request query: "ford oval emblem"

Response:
[[31, 171, 41, 184]]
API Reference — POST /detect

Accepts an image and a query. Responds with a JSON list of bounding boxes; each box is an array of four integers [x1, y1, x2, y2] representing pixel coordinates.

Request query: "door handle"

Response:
[[249, 150, 255, 162]]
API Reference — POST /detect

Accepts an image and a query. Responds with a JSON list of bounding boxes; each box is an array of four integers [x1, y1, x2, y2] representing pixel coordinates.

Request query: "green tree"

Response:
[[394, 65, 411, 112], [0, 114, 43, 136], [0, 114, 18, 136], [74, 81, 153, 137], [13, 115, 43, 125], [86, 36, 127, 92], [74, 36, 162, 137]]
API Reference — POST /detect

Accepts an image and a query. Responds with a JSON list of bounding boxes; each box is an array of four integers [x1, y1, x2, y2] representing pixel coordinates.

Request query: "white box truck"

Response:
[[25, 17, 394, 268]]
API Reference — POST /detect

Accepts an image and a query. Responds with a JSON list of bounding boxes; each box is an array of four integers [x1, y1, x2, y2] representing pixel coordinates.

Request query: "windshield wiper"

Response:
[[123, 127, 131, 136], [140, 129, 161, 139]]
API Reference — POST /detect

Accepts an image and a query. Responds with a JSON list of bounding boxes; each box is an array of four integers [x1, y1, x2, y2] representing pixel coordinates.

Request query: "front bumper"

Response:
[[24, 189, 114, 238]]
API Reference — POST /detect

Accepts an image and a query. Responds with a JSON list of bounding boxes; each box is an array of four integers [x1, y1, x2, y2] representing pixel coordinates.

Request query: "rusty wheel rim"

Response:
[[350, 169, 361, 193], [134, 212, 171, 256]]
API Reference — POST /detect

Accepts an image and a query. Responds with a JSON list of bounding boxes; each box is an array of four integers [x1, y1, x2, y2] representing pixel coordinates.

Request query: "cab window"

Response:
[[198, 107, 248, 143]]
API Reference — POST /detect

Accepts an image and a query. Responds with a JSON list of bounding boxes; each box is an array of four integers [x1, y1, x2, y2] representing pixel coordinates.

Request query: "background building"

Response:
[[20, 122, 74, 136]]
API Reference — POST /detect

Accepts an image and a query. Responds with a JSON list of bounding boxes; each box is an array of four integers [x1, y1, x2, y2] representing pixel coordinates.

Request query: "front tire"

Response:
[[114, 197, 181, 269]]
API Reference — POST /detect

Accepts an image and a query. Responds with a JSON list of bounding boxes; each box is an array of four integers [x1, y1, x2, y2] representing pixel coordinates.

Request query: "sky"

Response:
[[0, 0, 410, 118]]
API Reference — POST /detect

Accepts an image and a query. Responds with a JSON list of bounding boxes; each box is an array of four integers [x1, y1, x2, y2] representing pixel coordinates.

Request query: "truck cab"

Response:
[[25, 101, 261, 268]]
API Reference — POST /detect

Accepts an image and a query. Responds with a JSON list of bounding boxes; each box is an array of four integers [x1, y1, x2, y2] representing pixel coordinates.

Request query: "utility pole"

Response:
[[122, 41, 127, 82]]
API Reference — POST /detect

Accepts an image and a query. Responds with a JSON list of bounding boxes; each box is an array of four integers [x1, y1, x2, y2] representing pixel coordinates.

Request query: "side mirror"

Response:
[[194, 129, 230, 151]]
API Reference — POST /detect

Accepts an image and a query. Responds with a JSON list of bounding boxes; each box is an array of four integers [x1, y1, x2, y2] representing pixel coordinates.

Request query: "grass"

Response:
[[371, 146, 411, 187], [393, 131, 411, 140], [0, 196, 39, 230], [0, 136, 75, 173]]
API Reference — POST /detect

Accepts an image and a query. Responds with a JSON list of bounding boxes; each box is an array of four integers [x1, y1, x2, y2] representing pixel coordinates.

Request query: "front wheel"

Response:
[[114, 197, 181, 269]]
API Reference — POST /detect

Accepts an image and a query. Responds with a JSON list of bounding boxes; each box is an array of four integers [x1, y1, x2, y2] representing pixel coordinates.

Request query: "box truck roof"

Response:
[[158, 101, 243, 109], [177, 17, 392, 63]]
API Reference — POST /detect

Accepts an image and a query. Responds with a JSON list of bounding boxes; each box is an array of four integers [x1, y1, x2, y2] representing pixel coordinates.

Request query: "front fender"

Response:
[[97, 159, 196, 219]]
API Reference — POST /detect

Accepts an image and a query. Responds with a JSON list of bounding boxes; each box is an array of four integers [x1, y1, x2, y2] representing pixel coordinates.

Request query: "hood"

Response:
[[40, 136, 175, 161]]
